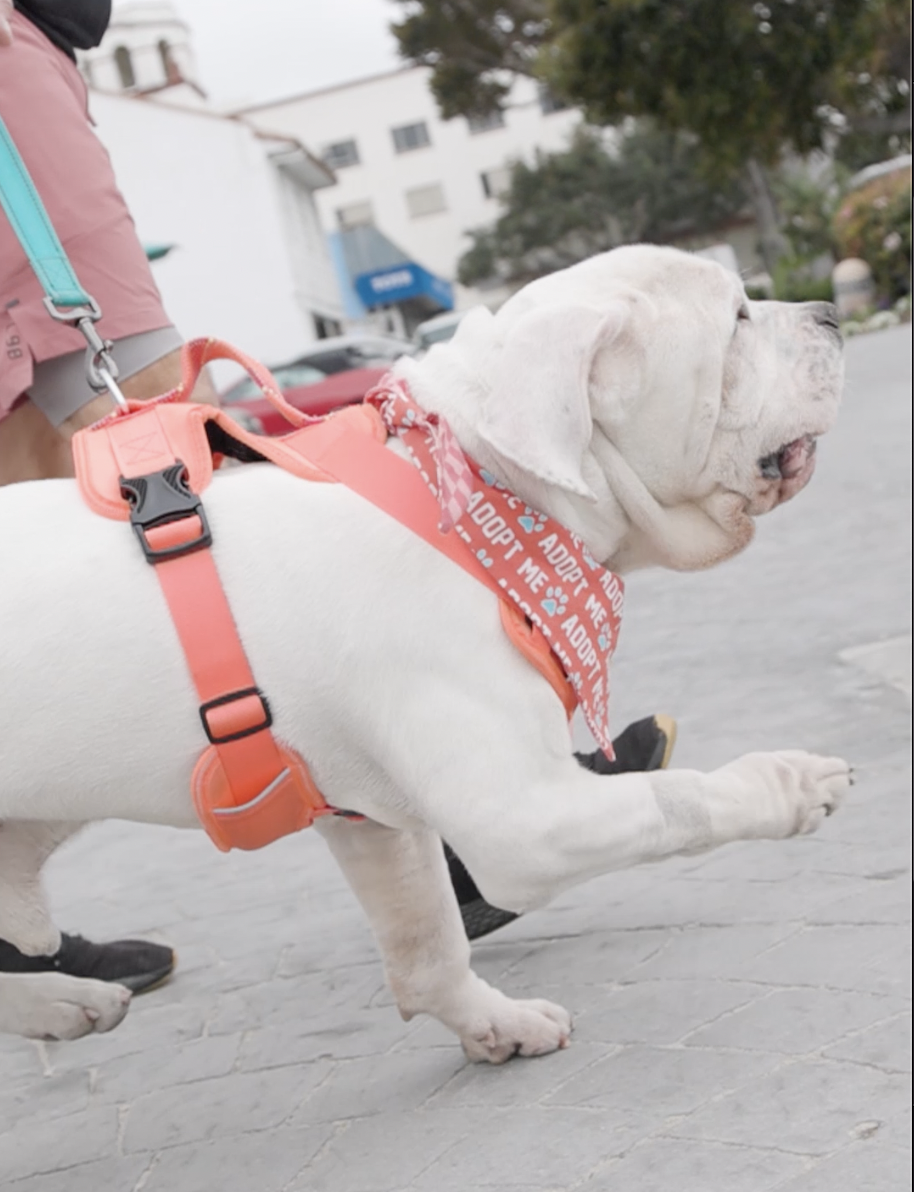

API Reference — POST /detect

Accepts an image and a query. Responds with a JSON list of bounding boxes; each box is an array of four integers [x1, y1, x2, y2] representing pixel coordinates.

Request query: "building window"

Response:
[[405, 183, 447, 219], [480, 167, 512, 199], [313, 314, 343, 340], [336, 200, 374, 229], [323, 140, 360, 170], [158, 39, 180, 84], [392, 121, 431, 154], [114, 45, 136, 89], [467, 109, 505, 135], [538, 85, 568, 115]]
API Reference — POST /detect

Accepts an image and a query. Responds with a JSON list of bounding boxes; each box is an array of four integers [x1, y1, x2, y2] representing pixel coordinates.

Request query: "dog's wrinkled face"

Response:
[[400, 244, 844, 572]]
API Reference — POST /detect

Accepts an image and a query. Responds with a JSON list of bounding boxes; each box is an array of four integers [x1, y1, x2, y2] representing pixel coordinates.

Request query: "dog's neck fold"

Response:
[[394, 357, 753, 576]]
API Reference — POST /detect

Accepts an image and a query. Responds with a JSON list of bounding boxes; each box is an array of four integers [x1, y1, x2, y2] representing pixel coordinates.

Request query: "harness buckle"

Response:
[[199, 687, 273, 745], [120, 462, 213, 563]]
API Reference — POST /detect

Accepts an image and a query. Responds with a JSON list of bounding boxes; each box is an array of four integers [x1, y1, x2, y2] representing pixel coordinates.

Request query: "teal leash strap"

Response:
[[0, 112, 129, 407], [0, 112, 92, 308]]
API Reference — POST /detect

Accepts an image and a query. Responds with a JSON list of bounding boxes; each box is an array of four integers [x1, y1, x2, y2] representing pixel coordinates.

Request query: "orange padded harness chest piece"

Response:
[[72, 339, 596, 852]]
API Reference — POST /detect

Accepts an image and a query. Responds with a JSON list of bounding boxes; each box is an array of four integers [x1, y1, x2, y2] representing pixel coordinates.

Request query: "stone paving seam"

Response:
[[130, 1153, 161, 1192], [115, 1103, 130, 1157], [765, 1138, 877, 1191], [652, 1122, 829, 1160], [280, 1060, 342, 1127], [576, 1135, 818, 1192], [280, 1121, 350, 1192]]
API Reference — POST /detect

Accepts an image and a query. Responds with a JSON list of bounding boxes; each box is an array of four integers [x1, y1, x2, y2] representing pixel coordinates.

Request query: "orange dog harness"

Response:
[[72, 339, 615, 851]]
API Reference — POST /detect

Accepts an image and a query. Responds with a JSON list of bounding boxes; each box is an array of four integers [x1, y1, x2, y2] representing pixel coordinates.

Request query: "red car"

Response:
[[220, 363, 388, 436]]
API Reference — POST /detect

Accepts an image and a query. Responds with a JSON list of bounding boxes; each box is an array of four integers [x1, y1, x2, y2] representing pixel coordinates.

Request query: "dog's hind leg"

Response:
[[0, 821, 82, 955], [316, 817, 572, 1063]]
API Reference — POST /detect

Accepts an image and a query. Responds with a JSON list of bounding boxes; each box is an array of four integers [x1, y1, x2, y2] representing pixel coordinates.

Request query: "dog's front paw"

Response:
[[459, 991, 572, 1064], [719, 750, 850, 840], [0, 974, 132, 1040]]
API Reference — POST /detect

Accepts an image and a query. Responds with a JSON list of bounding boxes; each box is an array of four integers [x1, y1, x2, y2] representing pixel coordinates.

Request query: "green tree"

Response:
[[392, 0, 912, 270], [457, 124, 748, 286], [393, 1, 548, 118]]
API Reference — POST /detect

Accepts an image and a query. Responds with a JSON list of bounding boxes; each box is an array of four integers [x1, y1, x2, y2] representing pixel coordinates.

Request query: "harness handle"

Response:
[[160, 338, 319, 430]]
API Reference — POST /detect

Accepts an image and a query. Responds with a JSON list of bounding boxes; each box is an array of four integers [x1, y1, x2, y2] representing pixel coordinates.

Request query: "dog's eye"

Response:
[[736, 303, 751, 324]]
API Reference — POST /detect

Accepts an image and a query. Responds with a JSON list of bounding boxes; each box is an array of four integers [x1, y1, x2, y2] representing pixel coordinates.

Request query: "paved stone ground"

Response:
[[1, 326, 910, 1192]]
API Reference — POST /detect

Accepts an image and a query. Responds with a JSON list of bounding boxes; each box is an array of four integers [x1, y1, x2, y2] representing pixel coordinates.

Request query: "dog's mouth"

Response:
[[757, 434, 818, 507], [758, 434, 817, 482]]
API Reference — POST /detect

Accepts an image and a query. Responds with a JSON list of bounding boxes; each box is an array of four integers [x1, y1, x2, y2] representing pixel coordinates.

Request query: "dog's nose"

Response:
[[806, 301, 841, 332]]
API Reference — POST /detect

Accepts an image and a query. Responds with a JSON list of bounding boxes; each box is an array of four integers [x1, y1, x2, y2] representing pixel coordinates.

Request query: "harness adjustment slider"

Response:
[[199, 687, 273, 745]]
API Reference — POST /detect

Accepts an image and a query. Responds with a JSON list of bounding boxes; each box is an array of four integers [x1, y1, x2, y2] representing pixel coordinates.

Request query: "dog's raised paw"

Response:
[[461, 996, 572, 1064], [774, 750, 850, 834], [726, 749, 851, 839]]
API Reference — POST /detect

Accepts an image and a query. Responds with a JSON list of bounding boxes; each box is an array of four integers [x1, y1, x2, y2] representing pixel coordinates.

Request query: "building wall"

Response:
[[240, 67, 583, 306], [87, 91, 344, 382]]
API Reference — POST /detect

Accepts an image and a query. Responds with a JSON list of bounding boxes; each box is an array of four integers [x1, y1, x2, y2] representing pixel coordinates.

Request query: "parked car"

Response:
[[413, 310, 465, 354], [283, 334, 416, 375], [220, 361, 389, 436], [220, 335, 415, 435]]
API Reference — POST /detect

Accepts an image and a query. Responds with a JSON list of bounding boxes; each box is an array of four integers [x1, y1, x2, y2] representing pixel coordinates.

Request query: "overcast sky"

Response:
[[163, 0, 405, 109]]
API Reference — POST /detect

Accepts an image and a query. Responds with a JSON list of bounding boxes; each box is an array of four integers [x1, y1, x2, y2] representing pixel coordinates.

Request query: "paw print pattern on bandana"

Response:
[[518, 506, 547, 535], [541, 586, 568, 617], [479, 468, 509, 492], [366, 374, 624, 759]]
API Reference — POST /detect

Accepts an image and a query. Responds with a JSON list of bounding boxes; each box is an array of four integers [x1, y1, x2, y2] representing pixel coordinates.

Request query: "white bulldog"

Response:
[[0, 246, 848, 1054]]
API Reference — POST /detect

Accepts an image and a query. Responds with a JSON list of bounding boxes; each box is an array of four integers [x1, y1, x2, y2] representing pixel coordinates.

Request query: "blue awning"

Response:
[[355, 262, 453, 312]]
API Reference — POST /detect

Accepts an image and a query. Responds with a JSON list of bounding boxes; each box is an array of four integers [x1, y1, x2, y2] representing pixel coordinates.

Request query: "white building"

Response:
[[237, 67, 584, 309], [77, 5, 346, 383], [79, 1, 203, 101]]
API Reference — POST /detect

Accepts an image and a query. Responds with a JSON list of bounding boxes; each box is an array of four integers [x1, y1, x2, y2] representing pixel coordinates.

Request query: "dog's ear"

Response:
[[479, 303, 627, 498]]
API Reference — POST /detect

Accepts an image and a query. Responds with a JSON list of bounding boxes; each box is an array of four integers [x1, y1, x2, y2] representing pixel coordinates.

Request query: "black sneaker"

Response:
[[0, 932, 176, 994], [447, 714, 677, 941], [575, 713, 677, 776]]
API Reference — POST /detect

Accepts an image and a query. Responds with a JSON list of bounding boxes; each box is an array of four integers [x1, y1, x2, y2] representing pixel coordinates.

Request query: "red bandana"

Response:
[[367, 377, 624, 756]]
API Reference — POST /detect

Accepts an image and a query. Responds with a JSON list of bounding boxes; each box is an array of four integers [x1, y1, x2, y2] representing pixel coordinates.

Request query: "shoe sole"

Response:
[[119, 952, 176, 995], [651, 714, 678, 771], [462, 901, 519, 941]]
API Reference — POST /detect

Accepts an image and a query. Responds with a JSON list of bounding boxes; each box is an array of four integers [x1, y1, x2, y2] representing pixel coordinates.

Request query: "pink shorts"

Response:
[[0, 11, 174, 424]]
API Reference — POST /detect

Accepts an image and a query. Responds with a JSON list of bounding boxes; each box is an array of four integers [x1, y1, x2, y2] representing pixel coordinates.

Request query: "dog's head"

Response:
[[398, 245, 844, 572]]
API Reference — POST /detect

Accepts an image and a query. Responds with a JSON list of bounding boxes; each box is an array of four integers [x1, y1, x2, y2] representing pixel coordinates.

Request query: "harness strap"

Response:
[[72, 337, 578, 853], [278, 412, 577, 717], [98, 402, 334, 852]]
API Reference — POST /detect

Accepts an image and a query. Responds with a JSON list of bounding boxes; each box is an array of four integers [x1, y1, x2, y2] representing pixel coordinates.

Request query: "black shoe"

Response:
[[0, 932, 176, 994], [575, 713, 677, 776], [448, 714, 677, 941]]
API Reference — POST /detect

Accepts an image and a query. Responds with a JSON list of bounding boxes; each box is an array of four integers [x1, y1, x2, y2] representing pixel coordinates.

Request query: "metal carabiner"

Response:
[[42, 296, 131, 413]]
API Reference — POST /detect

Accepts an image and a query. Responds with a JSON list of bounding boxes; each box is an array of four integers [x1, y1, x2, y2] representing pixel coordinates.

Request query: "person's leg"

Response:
[[448, 714, 677, 940], [0, 345, 218, 485], [0, 345, 218, 983], [0, 16, 216, 987]]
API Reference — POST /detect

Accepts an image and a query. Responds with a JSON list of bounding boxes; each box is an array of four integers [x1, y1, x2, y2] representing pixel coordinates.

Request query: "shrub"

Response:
[[832, 167, 912, 304]]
